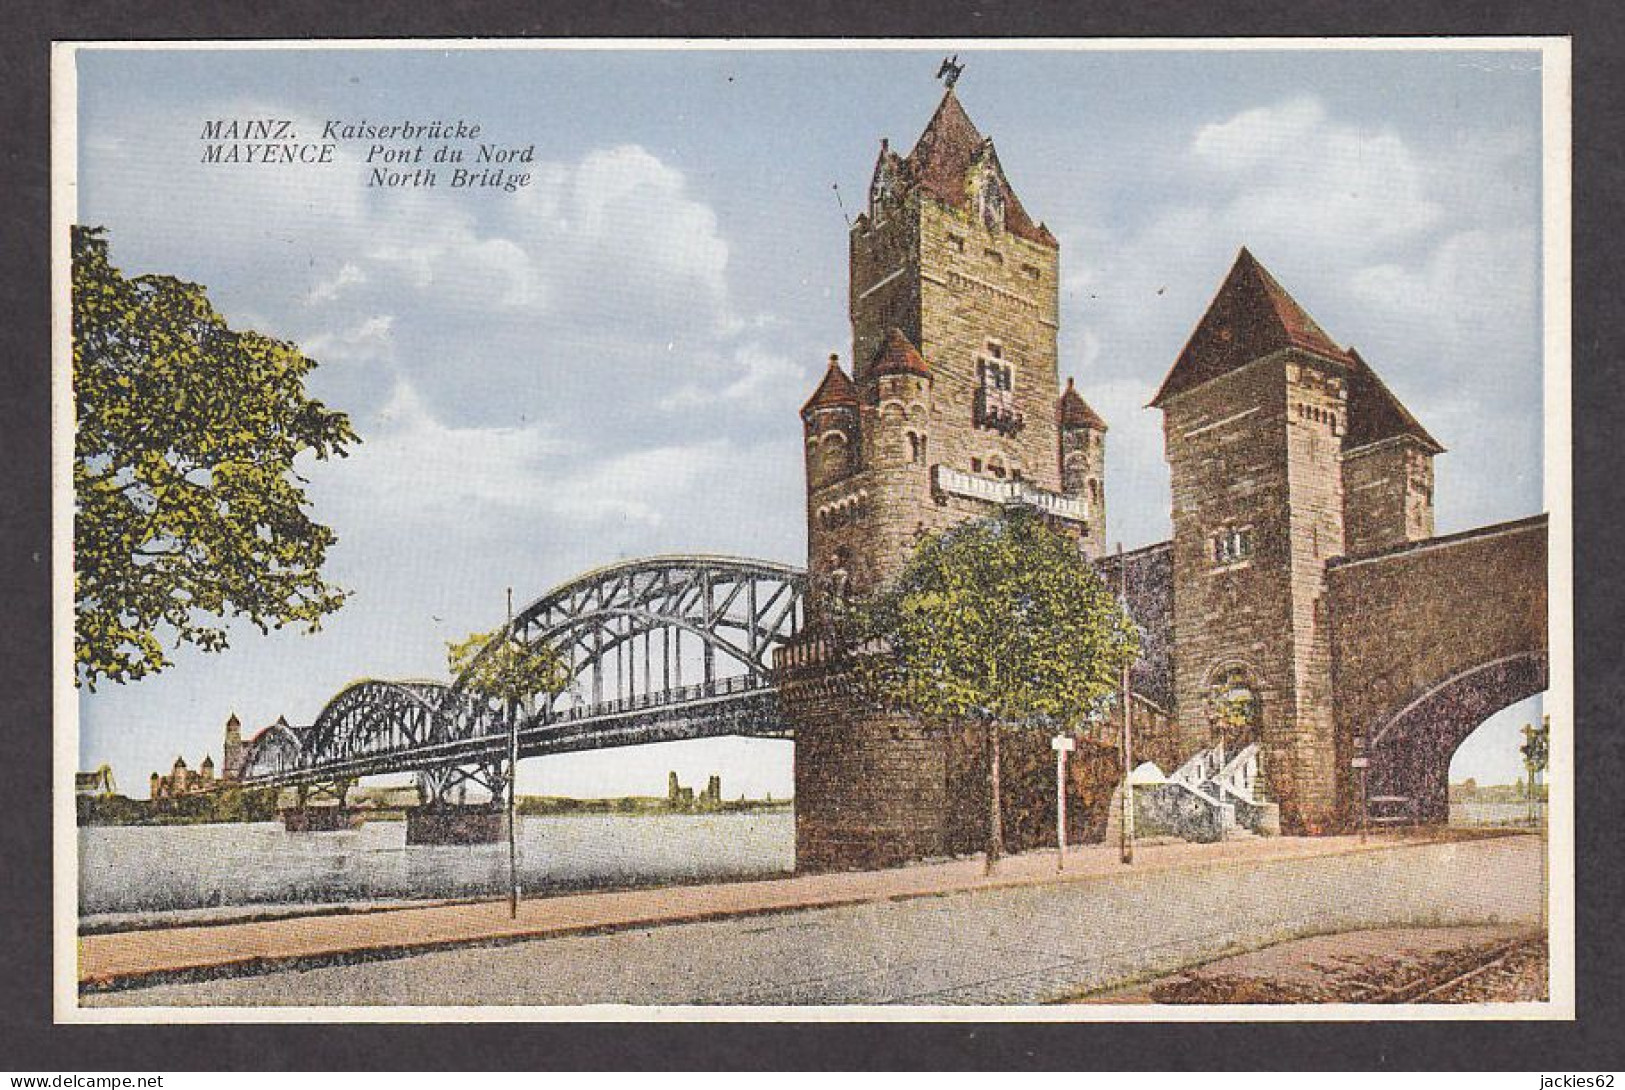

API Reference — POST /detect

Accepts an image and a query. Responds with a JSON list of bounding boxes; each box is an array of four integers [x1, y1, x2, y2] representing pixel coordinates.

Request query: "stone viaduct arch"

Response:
[[1326, 515, 1548, 824]]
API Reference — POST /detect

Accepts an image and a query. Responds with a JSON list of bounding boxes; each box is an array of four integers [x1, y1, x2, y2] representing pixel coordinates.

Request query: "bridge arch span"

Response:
[[239, 715, 309, 781], [243, 556, 805, 790], [303, 679, 497, 767], [490, 555, 806, 717], [1327, 515, 1548, 825]]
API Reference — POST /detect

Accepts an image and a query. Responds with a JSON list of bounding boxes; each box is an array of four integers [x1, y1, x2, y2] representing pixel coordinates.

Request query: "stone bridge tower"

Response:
[[783, 85, 1109, 870], [1151, 249, 1445, 833]]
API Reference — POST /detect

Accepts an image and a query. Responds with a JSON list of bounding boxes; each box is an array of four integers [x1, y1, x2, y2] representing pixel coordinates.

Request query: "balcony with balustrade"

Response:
[[932, 464, 1091, 527]]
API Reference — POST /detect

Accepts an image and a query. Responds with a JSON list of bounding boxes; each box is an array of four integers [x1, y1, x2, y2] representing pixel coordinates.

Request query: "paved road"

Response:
[[88, 834, 1541, 1008]]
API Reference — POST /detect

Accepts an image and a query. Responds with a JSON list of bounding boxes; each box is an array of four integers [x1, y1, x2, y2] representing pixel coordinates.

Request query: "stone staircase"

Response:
[[1105, 743, 1281, 845]]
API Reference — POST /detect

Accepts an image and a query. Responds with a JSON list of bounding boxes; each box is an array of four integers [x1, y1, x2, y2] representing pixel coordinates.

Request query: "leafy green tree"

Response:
[[447, 624, 572, 709], [1519, 719, 1549, 778], [839, 507, 1139, 871], [73, 226, 358, 687], [1520, 717, 1549, 810]]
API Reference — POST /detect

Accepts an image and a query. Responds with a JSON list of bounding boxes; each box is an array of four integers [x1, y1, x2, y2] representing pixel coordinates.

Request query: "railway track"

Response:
[[1368, 936, 1538, 1003]]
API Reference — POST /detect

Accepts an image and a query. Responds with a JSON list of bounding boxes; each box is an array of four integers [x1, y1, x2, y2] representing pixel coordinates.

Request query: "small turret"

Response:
[[870, 329, 933, 469], [1058, 377, 1107, 556], [222, 712, 245, 781], [802, 354, 862, 491]]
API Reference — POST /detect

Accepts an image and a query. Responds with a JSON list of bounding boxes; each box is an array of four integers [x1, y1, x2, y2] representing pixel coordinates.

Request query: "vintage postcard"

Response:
[[51, 38, 1573, 1022]]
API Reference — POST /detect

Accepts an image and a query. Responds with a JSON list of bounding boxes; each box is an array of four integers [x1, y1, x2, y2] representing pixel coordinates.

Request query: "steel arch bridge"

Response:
[[239, 556, 807, 796]]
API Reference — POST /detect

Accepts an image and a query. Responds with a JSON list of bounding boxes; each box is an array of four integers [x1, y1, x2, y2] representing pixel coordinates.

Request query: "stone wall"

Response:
[[783, 654, 952, 871], [1095, 541, 1175, 712]]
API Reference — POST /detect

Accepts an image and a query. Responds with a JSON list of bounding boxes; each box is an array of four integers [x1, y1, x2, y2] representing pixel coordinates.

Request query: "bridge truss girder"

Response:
[[238, 556, 805, 790]]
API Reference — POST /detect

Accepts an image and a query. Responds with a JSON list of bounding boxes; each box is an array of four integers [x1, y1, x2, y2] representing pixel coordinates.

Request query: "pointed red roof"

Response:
[[1343, 348, 1444, 454], [900, 90, 1055, 248], [871, 328, 931, 379], [1151, 248, 1353, 407], [801, 354, 860, 416], [1058, 377, 1107, 431]]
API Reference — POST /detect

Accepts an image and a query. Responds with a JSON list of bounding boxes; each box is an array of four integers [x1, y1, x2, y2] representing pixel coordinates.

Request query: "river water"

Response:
[[1449, 800, 1547, 827], [79, 811, 795, 925]]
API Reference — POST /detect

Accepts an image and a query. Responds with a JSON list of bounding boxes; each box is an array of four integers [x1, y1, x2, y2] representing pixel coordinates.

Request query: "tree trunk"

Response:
[[985, 723, 1003, 875]]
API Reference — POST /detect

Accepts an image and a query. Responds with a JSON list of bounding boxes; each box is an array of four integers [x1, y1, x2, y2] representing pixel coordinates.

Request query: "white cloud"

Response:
[[660, 344, 806, 412], [302, 313, 397, 365], [548, 440, 737, 527], [1192, 96, 1442, 257], [1349, 227, 1538, 343], [1191, 96, 1326, 174], [303, 262, 366, 305], [362, 218, 543, 313], [318, 380, 758, 536], [320, 379, 570, 518], [508, 144, 735, 335]]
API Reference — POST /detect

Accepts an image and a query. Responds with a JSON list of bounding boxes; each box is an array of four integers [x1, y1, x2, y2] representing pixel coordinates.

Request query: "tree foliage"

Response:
[[73, 226, 359, 688], [839, 507, 1140, 731], [447, 625, 572, 709], [837, 508, 1139, 868], [1520, 719, 1549, 777]]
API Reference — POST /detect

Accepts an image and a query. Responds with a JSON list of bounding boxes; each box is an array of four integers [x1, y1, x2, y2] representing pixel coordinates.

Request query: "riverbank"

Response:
[[76, 792, 793, 826], [77, 827, 1538, 1001]]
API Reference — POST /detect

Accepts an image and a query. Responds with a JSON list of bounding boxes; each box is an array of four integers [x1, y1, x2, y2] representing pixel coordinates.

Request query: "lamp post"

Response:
[[506, 586, 521, 920]]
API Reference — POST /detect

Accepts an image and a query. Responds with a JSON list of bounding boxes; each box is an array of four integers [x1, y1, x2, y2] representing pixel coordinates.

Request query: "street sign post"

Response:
[[1052, 733, 1075, 870]]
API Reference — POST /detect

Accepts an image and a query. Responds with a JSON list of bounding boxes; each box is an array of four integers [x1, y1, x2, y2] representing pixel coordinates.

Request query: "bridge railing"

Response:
[[541, 672, 771, 725]]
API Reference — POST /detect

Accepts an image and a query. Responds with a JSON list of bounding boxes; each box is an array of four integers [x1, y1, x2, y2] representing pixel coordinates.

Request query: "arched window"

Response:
[[1207, 666, 1261, 751]]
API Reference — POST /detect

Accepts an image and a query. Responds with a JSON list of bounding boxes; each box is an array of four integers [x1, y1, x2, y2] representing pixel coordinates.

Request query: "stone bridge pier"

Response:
[[407, 762, 511, 845], [280, 778, 361, 832]]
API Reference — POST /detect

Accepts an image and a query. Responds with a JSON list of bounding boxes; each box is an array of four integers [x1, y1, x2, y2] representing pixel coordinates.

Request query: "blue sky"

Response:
[[73, 44, 1550, 795]]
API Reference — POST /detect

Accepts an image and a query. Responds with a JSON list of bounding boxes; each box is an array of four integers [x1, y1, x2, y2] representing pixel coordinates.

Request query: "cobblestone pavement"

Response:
[[84, 833, 1543, 1008]]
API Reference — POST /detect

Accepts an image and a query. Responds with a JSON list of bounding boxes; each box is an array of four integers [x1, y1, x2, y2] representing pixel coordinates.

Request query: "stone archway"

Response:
[[1327, 515, 1548, 827], [1366, 652, 1548, 823]]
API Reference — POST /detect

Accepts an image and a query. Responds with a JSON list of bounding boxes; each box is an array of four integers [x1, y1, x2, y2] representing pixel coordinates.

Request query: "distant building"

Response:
[[151, 754, 211, 799], [667, 771, 723, 810], [149, 712, 257, 799], [74, 764, 117, 798], [221, 713, 245, 781]]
